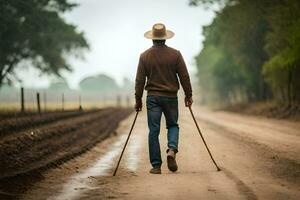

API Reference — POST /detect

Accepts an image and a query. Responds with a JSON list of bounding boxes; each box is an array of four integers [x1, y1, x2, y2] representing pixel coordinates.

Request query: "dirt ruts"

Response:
[[0, 108, 132, 179], [0, 109, 98, 138]]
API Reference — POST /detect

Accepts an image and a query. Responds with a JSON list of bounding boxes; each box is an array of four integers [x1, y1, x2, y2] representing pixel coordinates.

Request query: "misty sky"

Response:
[[19, 0, 215, 89]]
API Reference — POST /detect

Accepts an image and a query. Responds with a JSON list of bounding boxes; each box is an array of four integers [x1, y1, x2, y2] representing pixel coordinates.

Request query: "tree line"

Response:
[[0, 74, 134, 102], [190, 0, 300, 107]]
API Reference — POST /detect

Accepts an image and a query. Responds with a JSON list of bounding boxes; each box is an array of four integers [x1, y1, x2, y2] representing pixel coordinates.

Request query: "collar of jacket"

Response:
[[152, 43, 167, 48]]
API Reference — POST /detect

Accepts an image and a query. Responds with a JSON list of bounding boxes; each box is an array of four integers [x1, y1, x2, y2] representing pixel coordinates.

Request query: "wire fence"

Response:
[[0, 87, 133, 113]]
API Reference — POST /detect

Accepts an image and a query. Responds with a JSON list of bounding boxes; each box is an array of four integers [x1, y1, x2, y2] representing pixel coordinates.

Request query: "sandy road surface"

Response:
[[22, 106, 300, 200]]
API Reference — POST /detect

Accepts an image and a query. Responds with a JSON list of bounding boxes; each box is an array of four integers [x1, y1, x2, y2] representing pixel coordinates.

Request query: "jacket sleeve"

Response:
[[135, 55, 146, 101], [176, 51, 192, 98]]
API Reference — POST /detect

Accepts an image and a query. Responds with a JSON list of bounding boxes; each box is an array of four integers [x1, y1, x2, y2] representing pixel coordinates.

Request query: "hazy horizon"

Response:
[[15, 0, 215, 89]]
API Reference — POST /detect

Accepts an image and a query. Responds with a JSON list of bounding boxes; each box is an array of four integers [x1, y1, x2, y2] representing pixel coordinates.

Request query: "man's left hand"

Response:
[[135, 99, 142, 111]]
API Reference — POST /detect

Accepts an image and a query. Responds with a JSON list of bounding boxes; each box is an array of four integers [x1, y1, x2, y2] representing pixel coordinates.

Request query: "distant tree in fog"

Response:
[[79, 74, 119, 94], [48, 80, 70, 92]]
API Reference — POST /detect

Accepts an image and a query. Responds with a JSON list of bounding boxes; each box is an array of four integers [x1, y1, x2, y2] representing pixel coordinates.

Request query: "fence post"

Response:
[[36, 92, 41, 114], [32, 93, 34, 111], [20, 87, 25, 113], [62, 93, 64, 111], [79, 94, 82, 111]]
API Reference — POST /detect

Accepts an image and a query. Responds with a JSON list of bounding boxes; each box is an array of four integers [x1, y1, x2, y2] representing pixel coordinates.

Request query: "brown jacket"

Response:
[[135, 44, 192, 100]]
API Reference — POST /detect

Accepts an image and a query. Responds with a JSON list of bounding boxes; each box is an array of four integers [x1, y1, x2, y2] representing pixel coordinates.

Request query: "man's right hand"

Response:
[[185, 96, 193, 107], [135, 99, 142, 111]]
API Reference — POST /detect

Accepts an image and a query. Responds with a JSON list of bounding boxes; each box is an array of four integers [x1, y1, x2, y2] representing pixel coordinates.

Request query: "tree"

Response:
[[262, 0, 300, 105], [48, 80, 70, 92], [79, 74, 119, 94], [0, 0, 89, 86], [192, 0, 300, 105], [195, 17, 248, 105], [193, 0, 270, 104]]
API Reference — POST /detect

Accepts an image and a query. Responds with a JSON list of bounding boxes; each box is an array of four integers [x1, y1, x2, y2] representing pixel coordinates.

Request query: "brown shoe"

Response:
[[149, 167, 161, 174], [167, 149, 178, 172]]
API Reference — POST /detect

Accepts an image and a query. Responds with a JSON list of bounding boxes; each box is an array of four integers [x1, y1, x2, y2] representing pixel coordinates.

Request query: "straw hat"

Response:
[[144, 23, 174, 40]]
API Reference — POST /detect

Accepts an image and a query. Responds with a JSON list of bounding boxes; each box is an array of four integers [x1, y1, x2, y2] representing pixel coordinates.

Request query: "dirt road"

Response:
[[20, 106, 300, 200]]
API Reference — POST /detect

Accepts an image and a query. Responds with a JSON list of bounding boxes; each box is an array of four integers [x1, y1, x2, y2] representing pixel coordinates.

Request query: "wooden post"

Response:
[[62, 93, 64, 111], [32, 94, 34, 111], [36, 92, 41, 114], [20, 87, 25, 113], [79, 94, 82, 111]]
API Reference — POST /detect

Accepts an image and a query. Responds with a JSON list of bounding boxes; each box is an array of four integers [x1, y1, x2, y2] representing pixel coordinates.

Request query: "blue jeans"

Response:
[[146, 96, 179, 168]]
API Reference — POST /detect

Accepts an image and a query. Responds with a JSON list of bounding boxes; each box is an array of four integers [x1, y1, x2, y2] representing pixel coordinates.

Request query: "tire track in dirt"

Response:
[[199, 118, 300, 186], [194, 108, 300, 162], [50, 134, 128, 200], [221, 167, 258, 200]]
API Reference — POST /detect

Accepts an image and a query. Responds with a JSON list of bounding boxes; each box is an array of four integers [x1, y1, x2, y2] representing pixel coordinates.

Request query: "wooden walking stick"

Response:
[[113, 111, 139, 176], [188, 106, 221, 171]]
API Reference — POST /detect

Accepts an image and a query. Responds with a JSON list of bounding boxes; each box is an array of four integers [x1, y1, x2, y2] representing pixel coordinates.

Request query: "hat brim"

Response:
[[144, 30, 175, 40]]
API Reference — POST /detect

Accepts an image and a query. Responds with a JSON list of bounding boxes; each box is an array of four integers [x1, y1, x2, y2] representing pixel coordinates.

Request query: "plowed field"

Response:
[[0, 108, 132, 179]]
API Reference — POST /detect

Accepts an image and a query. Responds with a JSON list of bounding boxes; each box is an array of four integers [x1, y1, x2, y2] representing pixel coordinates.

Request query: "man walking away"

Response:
[[135, 23, 193, 174]]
